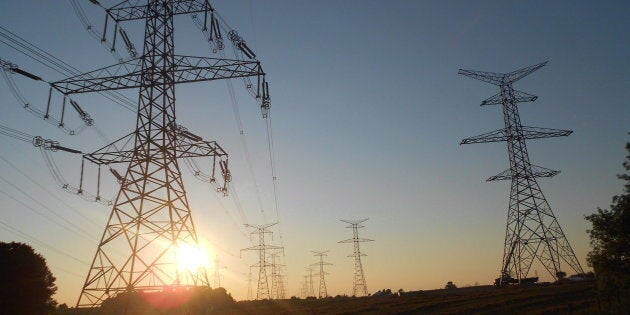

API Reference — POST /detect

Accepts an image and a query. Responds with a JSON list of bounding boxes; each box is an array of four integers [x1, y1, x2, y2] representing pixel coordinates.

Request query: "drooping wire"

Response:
[[192, 7, 285, 241], [0, 219, 90, 266], [0, 124, 33, 143], [0, 185, 97, 243], [68, 0, 138, 61], [0, 62, 89, 135], [0, 154, 102, 230], [0, 26, 137, 112], [39, 148, 113, 206], [226, 78, 267, 222], [264, 114, 283, 241]]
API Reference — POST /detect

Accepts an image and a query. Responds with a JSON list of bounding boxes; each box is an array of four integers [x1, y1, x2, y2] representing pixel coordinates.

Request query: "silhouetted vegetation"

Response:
[[96, 287, 235, 315], [444, 281, 457, 289], [52, 281, 626, 314], [585, 142, 630, 309], [0, 241, 57, 315]]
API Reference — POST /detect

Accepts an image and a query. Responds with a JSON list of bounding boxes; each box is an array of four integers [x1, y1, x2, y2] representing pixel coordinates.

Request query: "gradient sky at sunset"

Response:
[[0, 0, 628, 305]]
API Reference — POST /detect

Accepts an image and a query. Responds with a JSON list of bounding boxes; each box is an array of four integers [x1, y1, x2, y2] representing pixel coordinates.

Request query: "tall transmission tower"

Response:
[[459, 61, 584, 284], [339, 219, 373, 297], [311, 250, 332, 298], [241, 223, 283, 300], [48, 0, 269, 307]]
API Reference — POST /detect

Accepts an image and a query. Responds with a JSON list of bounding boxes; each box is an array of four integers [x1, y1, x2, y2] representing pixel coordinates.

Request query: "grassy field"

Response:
[[226, 281, 604, 314], [58, 280, 628, 314]]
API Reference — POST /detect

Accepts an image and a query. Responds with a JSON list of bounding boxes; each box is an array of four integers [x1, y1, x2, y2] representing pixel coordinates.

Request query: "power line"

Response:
[[0, 179, 96, 240], [0, 220, 89, 266], [0, 154, 102, 230]]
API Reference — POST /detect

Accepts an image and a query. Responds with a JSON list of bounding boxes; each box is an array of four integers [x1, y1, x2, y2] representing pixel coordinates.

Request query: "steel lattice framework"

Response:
[[311, 250, 332, 298], [459, 61, 584, 284], [50, 0, 267, 307], [241, 223, 282, 300], [339, 219, 373, 296]]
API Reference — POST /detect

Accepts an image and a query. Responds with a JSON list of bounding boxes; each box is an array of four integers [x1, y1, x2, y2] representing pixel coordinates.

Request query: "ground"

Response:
[[56, 280, 624, 314]]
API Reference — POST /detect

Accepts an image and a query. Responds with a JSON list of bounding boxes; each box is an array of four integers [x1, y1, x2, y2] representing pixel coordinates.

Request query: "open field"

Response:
[[229, 281, 599, 314], [58, 280, 625, 315]]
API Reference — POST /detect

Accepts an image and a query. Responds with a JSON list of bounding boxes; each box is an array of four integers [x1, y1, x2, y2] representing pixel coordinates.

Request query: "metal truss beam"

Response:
[[52, 56, 263, 94], [461, 126, 573, 144]]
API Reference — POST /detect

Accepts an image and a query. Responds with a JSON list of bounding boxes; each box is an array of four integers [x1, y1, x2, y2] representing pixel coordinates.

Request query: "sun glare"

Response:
[[176, 243, 210, 273]]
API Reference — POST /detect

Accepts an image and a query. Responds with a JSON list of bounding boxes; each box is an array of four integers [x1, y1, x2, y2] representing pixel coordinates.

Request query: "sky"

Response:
[[0, 0, 628, 305]]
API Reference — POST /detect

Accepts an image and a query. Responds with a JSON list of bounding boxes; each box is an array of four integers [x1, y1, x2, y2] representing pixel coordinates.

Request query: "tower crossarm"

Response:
[[241, 245, 284, 252], [458, 61, 547, 85], [460, 126, 572, 145], [83, 129, 228, 165], [481, 90, 538, 106], [486, 164, 560, 182], [107, 0, 212, 22], [52, 56, 264, 94], [338, 238, 374, 243]]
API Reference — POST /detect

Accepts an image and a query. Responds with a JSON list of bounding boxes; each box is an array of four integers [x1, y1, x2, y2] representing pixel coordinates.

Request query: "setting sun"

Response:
[[176, 243, 211, 274]]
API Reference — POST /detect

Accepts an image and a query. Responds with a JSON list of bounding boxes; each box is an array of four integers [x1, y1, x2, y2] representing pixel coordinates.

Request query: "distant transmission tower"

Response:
[[247, 266, 253, 300], [306, 267, 315, 297], [311, 250, 332, 298], [50, 0, 269, 307], [270, 252, 286, 299], [241, 223, 283, 299], [213, 255, 227, 288], [339, 219, 373, 296], [459, 61, 584, 284]]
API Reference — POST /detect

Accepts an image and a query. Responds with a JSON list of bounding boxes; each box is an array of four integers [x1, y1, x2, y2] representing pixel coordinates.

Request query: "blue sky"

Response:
[[0, 0, 628, 304]]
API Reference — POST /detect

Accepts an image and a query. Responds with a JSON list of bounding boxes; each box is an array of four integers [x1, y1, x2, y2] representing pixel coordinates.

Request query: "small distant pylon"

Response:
[[459, 61, 584, 283], [213, 255, 226, 288], [247, 266, 253, 300], [311, 250, 332, 298], [307, 268, 316, 297], [339, 219, 373, 297], [241, 223, 283, 300], [270, 252, 286, 299]]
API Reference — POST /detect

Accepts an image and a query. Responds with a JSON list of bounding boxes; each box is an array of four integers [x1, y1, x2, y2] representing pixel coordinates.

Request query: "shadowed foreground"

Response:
[[55, 281, 625, 315]]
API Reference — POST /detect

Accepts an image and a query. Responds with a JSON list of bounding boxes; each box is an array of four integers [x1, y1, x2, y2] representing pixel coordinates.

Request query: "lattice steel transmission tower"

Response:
[[213, 255, 227, 288], [306, 267, 315, 297], [459, 61, 584, 284], [339, 219, 373, 296], [49, 0, 269, 307], [270, 252, 286, 299], [241, 223, 283, 300], [311, 250, 332, 298]]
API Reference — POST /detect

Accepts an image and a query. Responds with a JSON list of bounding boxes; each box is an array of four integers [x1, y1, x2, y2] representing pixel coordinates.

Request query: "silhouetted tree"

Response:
[[0, 242, 57, 315], [445, 281, 457, 289], [585, 142, 630, 302], [556, 271, 567, 280]]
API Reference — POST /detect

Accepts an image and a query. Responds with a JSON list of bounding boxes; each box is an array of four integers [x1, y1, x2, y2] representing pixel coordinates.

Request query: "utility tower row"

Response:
[[241, 223, 285, 300]]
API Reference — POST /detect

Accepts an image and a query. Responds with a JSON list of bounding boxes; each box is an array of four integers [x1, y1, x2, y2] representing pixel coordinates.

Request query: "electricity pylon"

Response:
[[270, 252, 286, 299], [50, 0, 269, 307], [306, 267, 315, 297], [247, 266, 253, 300], [339, 219, 373, 296], [459, 61, 584, 284], [213, 255, 227, 288], [241, 223, 283, 299], [311, 250, 332, 298]]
